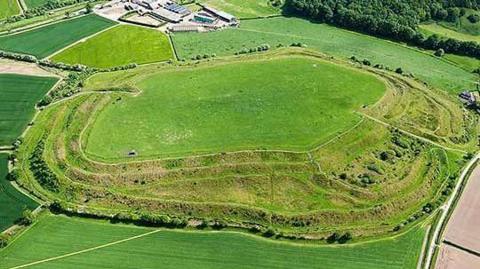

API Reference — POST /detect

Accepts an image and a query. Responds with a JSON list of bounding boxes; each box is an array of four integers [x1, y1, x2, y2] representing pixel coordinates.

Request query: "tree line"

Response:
[[285, 0, 480, 59]]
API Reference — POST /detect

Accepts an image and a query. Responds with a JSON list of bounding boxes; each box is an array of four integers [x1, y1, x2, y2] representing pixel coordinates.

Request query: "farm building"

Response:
[[202, 5, 236, 23], [150, 8, 182, 23], [165, 3, 190, 15], [168, 24, 201, 32], [193, 13, 217, 24], [139, 0, 158, 10]]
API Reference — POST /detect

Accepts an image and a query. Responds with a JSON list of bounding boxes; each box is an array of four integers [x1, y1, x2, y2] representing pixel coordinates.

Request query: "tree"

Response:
[[338, 232, 353, 244], [19, 209, 35, 225], [85, 3, 93, 14], [326, 232, 340, 243], [434, 48, 445, 57], [0, 234, 10, 248]]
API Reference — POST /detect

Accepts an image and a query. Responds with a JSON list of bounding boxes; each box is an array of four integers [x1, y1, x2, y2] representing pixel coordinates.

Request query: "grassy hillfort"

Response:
[[1, 0, 480, 268]]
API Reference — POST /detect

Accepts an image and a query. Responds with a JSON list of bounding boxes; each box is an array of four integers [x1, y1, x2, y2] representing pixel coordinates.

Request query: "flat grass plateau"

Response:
[[85, 57, 386, 159], [14, 50, 478, 240], [198, 0, 281, 18], [0, 154, 38, 232], [0, 73, 58, 145], [0, 14, 116, 58], [171, 16, 477, 93], [0, 0, 20, 20], [51, 25, 173, 68], [0, 214, 425, 269]]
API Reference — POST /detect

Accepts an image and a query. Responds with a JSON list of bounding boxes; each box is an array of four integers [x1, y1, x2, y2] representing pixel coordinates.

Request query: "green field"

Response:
[[0, 74, 58, 145], [51, 25, 173, 68], [0, 14, 116, 58], [199, 0, 281, 18], [23, 0, 49, 8], [0, 214, 425, 269], [85, 57, 385, 159], [420, 23, 480, 43], [0, 0, 20, 19], [172, 17, 477, 93], [0, 154, 38, 232]]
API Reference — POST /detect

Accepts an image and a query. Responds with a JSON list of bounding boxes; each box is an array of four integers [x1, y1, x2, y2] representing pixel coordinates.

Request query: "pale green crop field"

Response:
[[0, 0, 20, 19], [51, 25, 174, 68], [172, 17, 477, 93], [0, 214, 426, 269], [84, 57, 385, 160], [198, 0, 281, 18], [419, 23, 480, 43]]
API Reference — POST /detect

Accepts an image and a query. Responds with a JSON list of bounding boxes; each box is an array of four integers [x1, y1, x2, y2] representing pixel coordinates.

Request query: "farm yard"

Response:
[[0, 14, 116, 58], [0, 0, 480, 268], [0, 73, 58, 145], [0, 214, 425, 269], [0, 154, 38, 231], [0, 0, 20, 20], [51, 25, 173, 68]]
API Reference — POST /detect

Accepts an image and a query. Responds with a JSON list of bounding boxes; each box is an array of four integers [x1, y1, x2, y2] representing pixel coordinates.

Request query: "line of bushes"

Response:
[[29, 141, 59, 192]]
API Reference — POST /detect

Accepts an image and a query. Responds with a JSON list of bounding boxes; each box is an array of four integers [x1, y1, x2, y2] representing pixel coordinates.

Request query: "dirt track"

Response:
[[436, 244, 480, 269], [0, 59, 55, 77]]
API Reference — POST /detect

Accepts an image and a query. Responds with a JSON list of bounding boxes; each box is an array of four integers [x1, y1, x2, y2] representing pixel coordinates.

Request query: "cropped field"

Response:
[[172, 17, 477, 93], [85, 57, 385, 159], [51, 25, 173, 68], [0, 0, 20, 19], [198, 0, 281, 18], [0, 154, 38, 232], [0, 74, 58, 145], [0, 14, 116, 58], [0, 214, 426, 269]]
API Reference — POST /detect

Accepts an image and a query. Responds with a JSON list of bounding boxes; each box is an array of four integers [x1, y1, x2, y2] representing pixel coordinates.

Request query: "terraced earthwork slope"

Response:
[[14, 50, 477, 239]]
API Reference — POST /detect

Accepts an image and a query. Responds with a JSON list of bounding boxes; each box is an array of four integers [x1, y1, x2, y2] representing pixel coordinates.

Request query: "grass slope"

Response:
[[199, 0, 281, 18], [172, 17, 476, 93], [0, 154, 38, 232], [420, 23, 480, 43], [0, 14, 116, 58], [85, 57, 385, 159], [51, 25, 173, 68], [0, 0, 20, 19], [0, 215, 425, 269], [0, 74, 58, 145]]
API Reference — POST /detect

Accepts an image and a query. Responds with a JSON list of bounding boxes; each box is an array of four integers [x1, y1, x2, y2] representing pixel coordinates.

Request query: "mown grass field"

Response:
[[0, 74, 58, 145], [0, 14, 116, 58], [198, 0, 281, 18], [0, 0, 20, 19], [0, 154, 38, 232], [172, 17, 477, 93], [85, 57, 385, 159], [0, 214, 426, 269], [51, 25, 173, 68]]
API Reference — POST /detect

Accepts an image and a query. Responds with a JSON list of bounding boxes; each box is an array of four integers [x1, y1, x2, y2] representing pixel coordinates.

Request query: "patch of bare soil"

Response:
[[444, 166, 480, 253], [0, 59, 56, 77], [436, 244, 480, 269]]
